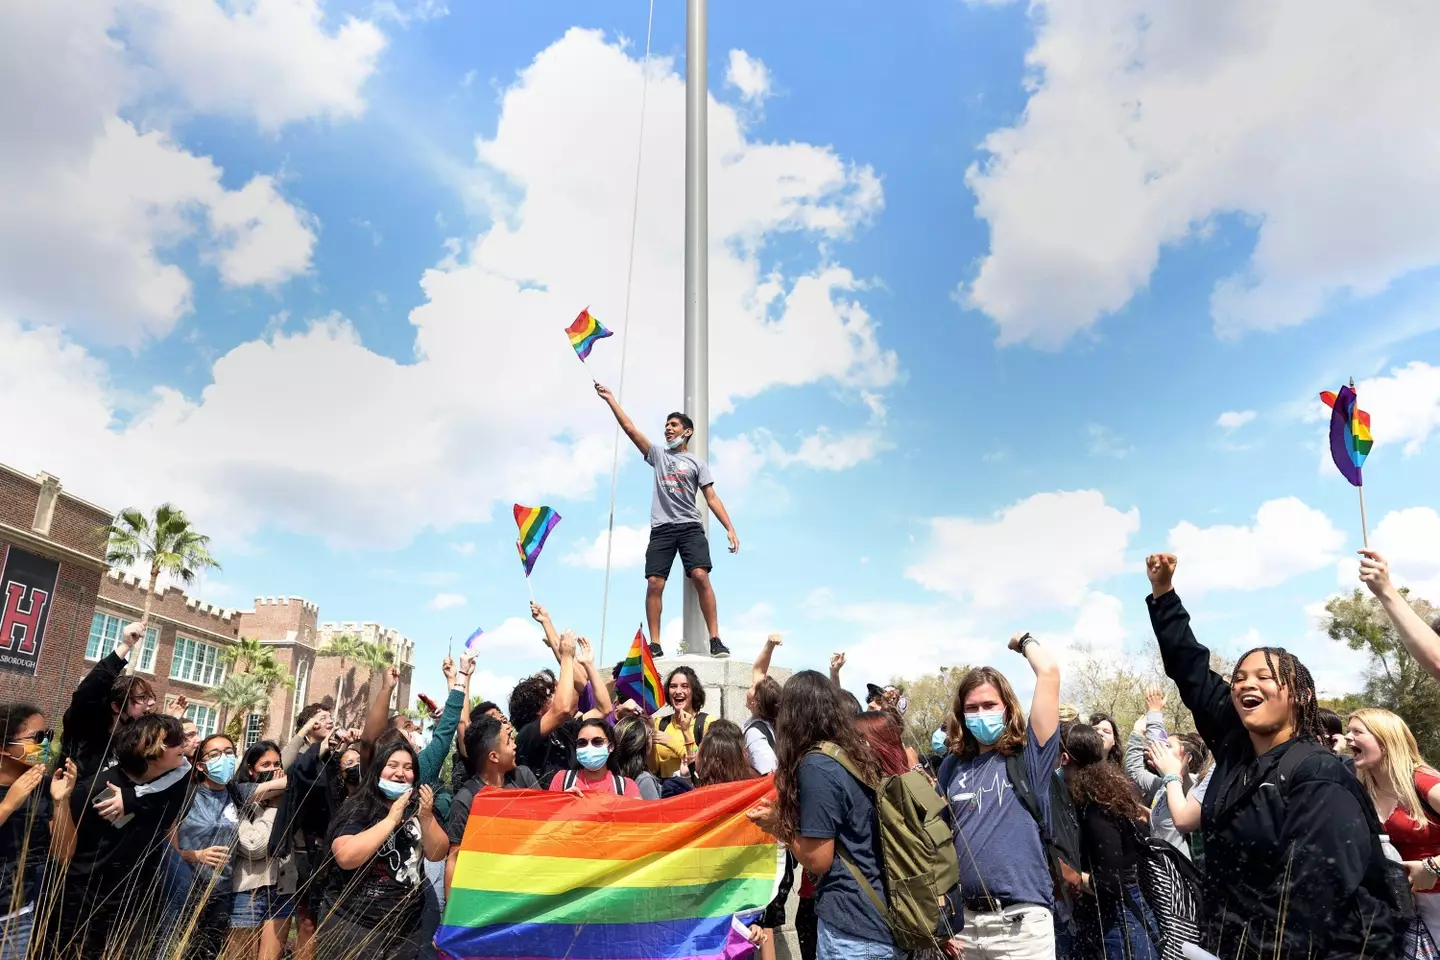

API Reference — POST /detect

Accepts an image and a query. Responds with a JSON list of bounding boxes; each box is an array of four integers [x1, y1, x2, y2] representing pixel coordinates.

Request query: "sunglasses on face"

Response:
[[10, 729, 53, 745], [576, 737, 610, 749]]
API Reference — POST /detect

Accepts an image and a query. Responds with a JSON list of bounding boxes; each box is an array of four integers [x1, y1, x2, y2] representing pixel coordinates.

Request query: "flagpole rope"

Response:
[[599, 0, 656, 666]]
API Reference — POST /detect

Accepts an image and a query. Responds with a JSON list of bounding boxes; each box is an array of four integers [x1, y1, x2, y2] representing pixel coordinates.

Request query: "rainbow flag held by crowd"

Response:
[[565, 307, 614, 361], [437, 778, 781, 960], [616, 624, 666, 715], [513, 504, 561, 577], [1321, 385, 1373, 486]]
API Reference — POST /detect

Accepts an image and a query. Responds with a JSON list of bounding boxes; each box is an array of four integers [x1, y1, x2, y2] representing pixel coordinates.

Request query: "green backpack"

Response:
[[811, 742, 961, 950]]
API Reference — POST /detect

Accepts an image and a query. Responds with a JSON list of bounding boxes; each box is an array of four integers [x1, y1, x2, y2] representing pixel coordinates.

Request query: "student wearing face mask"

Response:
[[547, 719, 643, 796], [227, 741, 296, 960], [936, 632, 1063, 960], [595, 382, 739, 659], [1146, 553, 1406, 960], [48, 714, 193, 958], [318, 740, 449, 960], [0, 703, 75, 960]]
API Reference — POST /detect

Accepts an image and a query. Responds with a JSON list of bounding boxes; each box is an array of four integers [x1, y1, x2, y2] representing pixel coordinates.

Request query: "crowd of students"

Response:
[[1, 547, 1438, 960]]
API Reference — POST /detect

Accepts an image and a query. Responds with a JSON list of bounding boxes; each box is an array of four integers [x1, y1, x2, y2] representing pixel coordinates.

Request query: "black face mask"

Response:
[[256, 769, 278, 783], [342, 766, 361, 786]]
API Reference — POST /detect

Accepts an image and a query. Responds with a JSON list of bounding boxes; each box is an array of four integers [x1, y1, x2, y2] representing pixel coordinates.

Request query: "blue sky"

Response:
[[4, 0, 1439, 708]]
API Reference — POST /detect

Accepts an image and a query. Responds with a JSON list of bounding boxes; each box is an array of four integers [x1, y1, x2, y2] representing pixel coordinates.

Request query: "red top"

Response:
[[1384, 766, 1440, 885], [547, 769, 643, 798]]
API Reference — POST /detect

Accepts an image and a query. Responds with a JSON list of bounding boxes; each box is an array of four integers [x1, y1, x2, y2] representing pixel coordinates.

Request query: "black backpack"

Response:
[[1120, 816, 1205, 960], [938, 747, 1082, 906], [743, 718, 776, 751], [659, 711, 710, 745]]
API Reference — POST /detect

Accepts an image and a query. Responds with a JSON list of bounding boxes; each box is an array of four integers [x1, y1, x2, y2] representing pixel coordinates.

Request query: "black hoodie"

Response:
[[1149, 589, 1402, 960]]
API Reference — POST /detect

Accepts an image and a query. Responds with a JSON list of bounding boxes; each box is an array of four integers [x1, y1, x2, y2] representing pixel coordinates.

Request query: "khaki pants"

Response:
[[959, 904, 1056, 960]]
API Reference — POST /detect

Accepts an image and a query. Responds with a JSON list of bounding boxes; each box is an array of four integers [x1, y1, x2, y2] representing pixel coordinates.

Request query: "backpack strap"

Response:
[[613, 773, 625, 794], [744, 718, 776, 750], [562, 769, 577, 791], [695, 712, 709, 744], [658, 715, 671, 732], [1003, 749, 1046, 830], [937, 753, 959, 791]]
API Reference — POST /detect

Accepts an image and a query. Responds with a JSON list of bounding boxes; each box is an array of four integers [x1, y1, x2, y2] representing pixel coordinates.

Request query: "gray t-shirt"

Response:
[[645, 443, 713, 527], [942, 725, 1059, 907]]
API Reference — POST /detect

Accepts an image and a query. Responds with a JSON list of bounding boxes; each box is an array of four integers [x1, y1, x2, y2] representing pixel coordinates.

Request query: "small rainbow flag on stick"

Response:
[[1321, 380, 1375, 546], [513, 504, 561, 577], [616, 625, 666, 715], [565, 307, 614, 362], [437, 778, 781, 960]]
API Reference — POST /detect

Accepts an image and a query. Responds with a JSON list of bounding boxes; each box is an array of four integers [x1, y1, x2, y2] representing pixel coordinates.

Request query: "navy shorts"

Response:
[[644, 523, 712, 580]]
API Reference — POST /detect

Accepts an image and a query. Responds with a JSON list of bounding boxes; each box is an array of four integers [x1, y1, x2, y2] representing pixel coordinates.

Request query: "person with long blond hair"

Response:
[[1349, 707, 1440, 948]]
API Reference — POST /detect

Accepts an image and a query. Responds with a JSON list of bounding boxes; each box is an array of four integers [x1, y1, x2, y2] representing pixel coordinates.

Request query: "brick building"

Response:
[[0, 464, 413, 746], [312, 621, 416, 728]]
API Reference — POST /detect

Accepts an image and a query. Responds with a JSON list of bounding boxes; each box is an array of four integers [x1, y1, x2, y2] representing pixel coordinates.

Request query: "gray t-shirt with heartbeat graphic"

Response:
[[941, 725, 1059, 907]]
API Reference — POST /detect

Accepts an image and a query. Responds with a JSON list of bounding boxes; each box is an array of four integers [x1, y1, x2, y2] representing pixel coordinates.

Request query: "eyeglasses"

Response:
[[10, 729, 53, 745], [576, 737, 609, 749], [202, 747, 238, 761], [130, 696, 157, 707]]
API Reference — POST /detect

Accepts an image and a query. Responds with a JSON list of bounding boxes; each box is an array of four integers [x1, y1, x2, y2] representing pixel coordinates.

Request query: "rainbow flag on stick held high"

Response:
[[437, 777, 782, 960], [513, 504, 561, 577], [616, 624, 666, 715], [1320, 384, 1373, 487], [462, 627, 484, 655], [565, 307, 614, 362]]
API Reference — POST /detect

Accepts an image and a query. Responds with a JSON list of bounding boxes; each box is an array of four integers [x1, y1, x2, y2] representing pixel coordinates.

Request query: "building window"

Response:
[[87, 613, 158, 673], [243, 713, 263, 749], [170, 636, 225, 687], [184, 703, 219, 738], [293, 660, 310, 716]]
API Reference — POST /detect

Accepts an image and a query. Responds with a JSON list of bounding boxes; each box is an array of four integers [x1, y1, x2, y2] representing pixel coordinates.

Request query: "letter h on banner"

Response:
[[1, 582, 49, 657]]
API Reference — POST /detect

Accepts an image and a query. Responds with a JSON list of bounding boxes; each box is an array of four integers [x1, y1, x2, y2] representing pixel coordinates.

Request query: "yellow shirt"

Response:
[[651, 723, 689, 778]]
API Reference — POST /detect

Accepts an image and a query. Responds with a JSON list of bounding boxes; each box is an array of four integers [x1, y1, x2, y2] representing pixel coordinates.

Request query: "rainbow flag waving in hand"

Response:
[[565, 308, 614, 362], [616, 625, 666, 715], [1321, 384, 1373, 487], [437, 778, 781, 960], [514, 504, 561, 577]]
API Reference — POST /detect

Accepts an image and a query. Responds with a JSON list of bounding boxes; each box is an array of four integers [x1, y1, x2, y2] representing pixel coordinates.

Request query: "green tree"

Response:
[[214, 674, 270, 741], [1325, 588, 1440, 759], [889, 665, 971, 749], [102, 503, 221, 625], [317, 633, 364, 717], [220, 637, 293, 738]]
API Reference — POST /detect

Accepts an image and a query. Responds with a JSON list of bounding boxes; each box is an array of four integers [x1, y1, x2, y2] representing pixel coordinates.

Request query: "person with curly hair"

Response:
[[1147, 553, 1405, 960], [1062, 723, 1160, 960]]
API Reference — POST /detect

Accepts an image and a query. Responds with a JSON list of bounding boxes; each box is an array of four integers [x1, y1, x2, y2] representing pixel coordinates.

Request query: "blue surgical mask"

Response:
[[666, 434, 687, 451], [931, 729, 947, 754], [377, 778, 411, 800], [965, 711, 1007, 745], [576, 746, 610, 771], [204, 754, 237, 784]]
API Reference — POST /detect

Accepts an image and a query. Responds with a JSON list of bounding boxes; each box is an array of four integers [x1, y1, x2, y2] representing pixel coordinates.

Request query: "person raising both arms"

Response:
[[1146, 552, 1406, 960], [595, 382, 738, 659]]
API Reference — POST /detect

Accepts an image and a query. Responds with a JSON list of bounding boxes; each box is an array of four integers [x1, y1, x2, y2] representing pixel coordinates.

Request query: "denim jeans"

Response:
[[417, 855, 446, 959], [1100, 886, 1160, 960], [0, 908, 33, 960], [816, 918, 901, 960]]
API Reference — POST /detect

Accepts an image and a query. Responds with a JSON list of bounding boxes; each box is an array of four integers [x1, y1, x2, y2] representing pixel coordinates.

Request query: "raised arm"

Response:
[[1360, 550, 1440, 682], [702, 486, 739, 554], [48, 760, 79, 863], [1015, 632, 1060, 746], [1146, 554, 1243, 751], [538, 634, 578, 736], [361, 665, 401, 748], [828, 652, 845, 687], [418, 657, 467, 786], [595, 383, 650, 456], [753, 634, 781, 686], [456, 657, 475, 752], [575, 638, 612, 719], [530, 602, 561, 658]]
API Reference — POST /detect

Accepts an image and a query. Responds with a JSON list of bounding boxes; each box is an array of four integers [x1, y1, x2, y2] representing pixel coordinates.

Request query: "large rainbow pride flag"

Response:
[[437, 778, 781, 960]]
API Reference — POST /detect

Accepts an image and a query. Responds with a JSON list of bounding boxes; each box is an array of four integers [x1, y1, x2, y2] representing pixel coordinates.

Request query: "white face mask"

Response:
[[666, 433, 688, 451]]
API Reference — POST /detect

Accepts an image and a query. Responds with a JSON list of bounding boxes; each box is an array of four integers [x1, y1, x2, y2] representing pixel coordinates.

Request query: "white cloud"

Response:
[[1168, 497, 1344, 594], [123, 0, 386, 130], [726, 49, 773, 103], [0, 0, 374, 344], [963, 2, 1440, 347], [773, 429, 891, 471], [0, 29, 895, 548], [907, 490, 1140, 613], [1086, 424, 1132, 459], [474, 616, 550, 661], [466, 670, 517, 711], [1217, 410, 1257, 430], [1357, 362, 1440, 457], [564, 524, 650, 571], [1335, 506, 1440, 604], [427, 592, 466, 610]]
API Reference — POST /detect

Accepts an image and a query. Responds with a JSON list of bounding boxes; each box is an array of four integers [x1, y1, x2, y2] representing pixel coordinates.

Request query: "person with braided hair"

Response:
[[1145, 553, 1406, 960]]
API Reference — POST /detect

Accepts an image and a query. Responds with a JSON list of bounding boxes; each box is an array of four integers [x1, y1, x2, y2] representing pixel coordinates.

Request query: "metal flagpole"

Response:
[[682, 0, 709, 657]]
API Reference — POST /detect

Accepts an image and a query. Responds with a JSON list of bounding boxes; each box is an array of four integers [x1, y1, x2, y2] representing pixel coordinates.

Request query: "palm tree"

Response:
[[355, 641, 397, 717], [102, 504, 221, 624], [214, 674, 270, 741], [221, 638, 293, 738], [317, 633, 363, 719]]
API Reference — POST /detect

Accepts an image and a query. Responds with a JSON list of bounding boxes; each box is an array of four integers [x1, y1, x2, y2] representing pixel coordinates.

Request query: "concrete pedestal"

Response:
[[652, 655, 802, 956]]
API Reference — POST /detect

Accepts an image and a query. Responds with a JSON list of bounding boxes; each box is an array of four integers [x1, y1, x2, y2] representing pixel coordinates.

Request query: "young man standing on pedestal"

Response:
[[596, 383, 738, 658]]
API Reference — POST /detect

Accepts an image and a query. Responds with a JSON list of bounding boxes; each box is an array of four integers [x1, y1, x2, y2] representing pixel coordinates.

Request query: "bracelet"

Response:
[[1161, 774, 1181, 787], [1017, 633, 1036, 655], [1426, 857, 1440, 879]]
